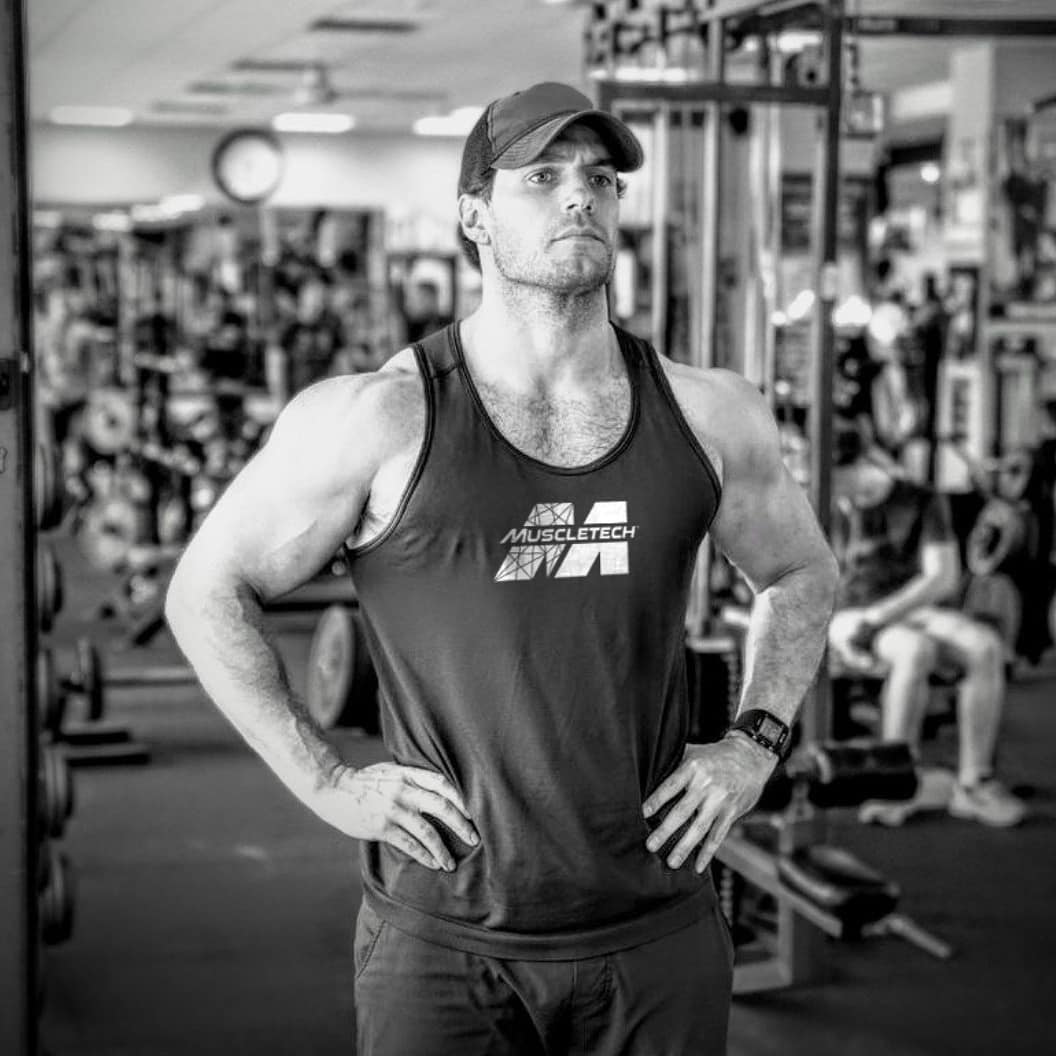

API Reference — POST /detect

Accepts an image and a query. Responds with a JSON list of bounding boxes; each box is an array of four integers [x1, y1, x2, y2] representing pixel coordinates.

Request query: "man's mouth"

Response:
[[553, 229, 605, 244]]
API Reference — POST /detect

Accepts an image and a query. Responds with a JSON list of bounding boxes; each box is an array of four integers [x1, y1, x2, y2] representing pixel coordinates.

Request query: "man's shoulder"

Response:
[[275, 350, 425, 452], [659, 357, 763, 408], [657, 358, 775, 475]]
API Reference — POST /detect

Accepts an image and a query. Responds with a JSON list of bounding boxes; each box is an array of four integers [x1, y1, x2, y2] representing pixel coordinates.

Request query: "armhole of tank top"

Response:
[[639, 340, 723, 505], [344, 344, 435, 559]]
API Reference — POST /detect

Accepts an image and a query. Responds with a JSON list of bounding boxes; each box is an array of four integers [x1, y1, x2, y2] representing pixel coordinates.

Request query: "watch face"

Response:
[[758, 716, 784, 743], [212, 129, 284, 204]]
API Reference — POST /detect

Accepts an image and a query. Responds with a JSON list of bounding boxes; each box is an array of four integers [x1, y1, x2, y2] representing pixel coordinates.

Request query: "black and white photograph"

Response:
[[3, 3, 1056, 1054]]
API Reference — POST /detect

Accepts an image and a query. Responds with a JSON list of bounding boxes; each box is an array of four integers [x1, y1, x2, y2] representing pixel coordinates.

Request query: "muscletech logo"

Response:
[[495, 501, 638, 582]]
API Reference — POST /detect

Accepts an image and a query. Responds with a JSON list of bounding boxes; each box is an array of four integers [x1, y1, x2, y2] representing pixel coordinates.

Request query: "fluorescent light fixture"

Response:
[[832, 295, 872, 329], [272, 112, 354, 133], [130, 204, 172, 224], [51, 106, 134, 127], [590, 66, 693, 84], [93, 212, 133, 233], [160, 194, 205, 214], [920, 162, 941, 185], [413, 106, 483, 136]]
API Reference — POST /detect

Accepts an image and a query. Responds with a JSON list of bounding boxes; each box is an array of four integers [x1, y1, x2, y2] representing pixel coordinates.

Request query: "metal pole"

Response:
[[804, 0, 844, 746], [0, 0, 38, 1050], [686, 13, 726, 638], [698, 21, 724, 369], [650, 103, 671, 355]]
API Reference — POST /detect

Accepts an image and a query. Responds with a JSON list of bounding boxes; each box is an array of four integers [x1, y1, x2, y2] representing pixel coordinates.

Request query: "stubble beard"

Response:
[[490, 233, 615, 318]]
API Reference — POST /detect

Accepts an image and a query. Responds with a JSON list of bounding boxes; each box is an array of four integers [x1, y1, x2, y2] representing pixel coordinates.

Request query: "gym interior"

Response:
[[3, 1, 1056, 1053]]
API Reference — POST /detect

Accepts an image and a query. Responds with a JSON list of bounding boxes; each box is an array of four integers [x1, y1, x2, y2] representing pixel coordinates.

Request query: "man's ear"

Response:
[[458, 193, 491, 247]]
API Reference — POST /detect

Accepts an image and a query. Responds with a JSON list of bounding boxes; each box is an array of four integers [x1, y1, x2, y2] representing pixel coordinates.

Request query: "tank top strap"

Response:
[[413, 323, 461, 379], [614, 325, 722, 491]]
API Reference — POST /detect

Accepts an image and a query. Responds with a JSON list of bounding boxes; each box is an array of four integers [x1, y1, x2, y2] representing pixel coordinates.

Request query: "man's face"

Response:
[[481, 123, 621, 293]]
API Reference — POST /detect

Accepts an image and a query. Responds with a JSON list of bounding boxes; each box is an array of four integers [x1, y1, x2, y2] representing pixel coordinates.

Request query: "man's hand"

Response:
[[312, 762, 479, 872], [829, 608, 887, 675], [642, 737, 778, 874]]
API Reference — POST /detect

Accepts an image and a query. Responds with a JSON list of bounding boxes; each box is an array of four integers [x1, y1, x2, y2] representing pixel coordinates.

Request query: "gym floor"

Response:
[[39, 531, 1056, 1056]]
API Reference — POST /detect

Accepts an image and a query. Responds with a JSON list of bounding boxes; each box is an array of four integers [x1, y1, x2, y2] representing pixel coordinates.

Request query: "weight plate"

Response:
[[83, 388, 136, 454], [36, 544, 64, 633], [41, 848, 75, 946], [996, 451, 1032, 502], [36, 647, 65, 733], [306, 604, 355, 730], [37, 836, 52, 893], [39, 747, 69, 839], [76, 637, 106, 722], [966, 500, 1026, 576], [34, 443, 65, 531], [78, 496, 148, 572]]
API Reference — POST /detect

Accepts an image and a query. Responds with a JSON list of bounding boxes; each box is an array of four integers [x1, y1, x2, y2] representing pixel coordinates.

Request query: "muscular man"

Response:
[[166, 82, 838, 1055], [829, 421, 1026, 828]]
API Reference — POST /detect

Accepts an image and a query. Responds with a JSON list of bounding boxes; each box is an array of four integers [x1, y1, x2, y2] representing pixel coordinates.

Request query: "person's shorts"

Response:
[[353, 899, 734, 1056]]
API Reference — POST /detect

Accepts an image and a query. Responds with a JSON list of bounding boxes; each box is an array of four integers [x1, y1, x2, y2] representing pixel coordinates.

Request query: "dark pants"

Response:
[[353, 900, 734, 1056]]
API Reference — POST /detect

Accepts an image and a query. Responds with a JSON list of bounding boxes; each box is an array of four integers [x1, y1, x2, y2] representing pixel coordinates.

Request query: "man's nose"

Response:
[[563, 173, 596, 213]]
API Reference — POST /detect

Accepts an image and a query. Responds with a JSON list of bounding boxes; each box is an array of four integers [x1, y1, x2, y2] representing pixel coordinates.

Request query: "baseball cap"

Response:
[[458, 81, 644, 195]]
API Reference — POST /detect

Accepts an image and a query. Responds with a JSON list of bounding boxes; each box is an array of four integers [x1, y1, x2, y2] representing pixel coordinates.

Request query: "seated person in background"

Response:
[[828, 420, 1026, 827], [402, 279, 454, 343]]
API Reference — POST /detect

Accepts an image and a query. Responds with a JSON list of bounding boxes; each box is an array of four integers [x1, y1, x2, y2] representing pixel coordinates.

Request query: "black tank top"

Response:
[[348, 323, 722, 959]]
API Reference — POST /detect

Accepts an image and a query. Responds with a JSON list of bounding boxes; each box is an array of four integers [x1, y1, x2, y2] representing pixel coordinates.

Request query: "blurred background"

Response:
[[4, 1, 1056, 1053]]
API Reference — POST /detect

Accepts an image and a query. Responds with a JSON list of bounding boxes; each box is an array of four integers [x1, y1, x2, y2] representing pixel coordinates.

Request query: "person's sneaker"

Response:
[[948, 779, 1027, 828]]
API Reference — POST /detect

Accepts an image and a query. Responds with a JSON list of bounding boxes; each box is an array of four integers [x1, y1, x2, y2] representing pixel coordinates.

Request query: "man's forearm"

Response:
[[165, 572, 344, 807], [737, 557, 838, 728]]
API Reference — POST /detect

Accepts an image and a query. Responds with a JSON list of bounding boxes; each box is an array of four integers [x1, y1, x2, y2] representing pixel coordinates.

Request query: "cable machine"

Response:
[[592, 0, 844, 991]]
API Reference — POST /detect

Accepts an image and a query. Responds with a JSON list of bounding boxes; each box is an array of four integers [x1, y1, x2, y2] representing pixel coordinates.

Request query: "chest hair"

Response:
[[476, 374, 632, 468]]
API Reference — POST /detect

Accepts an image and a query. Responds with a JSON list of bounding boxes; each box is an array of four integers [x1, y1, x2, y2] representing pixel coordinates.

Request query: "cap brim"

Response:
[[491, 110, 644, 172]]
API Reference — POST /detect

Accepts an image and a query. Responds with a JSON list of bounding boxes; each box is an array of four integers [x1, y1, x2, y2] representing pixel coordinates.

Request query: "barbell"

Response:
[[36, 640, 106, 735]]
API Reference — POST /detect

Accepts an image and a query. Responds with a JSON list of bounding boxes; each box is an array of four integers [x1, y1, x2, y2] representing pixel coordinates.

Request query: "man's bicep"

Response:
[[193, 446, 367, 600], [175, 385, 375, 601], [710, 462, 829, 592]]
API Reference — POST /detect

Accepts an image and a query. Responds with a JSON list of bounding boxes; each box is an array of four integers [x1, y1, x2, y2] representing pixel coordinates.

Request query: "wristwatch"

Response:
[[726, 709, 792, 762]]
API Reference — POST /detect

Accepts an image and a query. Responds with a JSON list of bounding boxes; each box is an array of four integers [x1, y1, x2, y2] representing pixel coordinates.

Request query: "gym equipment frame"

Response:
[[595, 0, 844, 989], [0, 0, 40, 1049]]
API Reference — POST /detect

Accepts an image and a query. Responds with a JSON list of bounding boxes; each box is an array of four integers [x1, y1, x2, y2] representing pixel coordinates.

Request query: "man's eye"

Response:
[[527, 170, 553, 184], [590, 173, 615, 187]]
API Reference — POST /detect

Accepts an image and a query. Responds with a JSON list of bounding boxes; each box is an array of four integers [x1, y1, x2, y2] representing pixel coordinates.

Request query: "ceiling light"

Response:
[[272, 112, 355, 134], [413, 106, 483, 137], [51, 106, 133, 127], [160, 194, 205, 214], [130, 204, 172, 224], [775, 31, 821, 54], [920, 162, 941, 185], [93, 212, 133, 233]]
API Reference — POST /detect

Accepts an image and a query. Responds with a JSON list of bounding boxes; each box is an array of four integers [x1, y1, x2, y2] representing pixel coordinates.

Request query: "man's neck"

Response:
[[460, 283, 618, 395]]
